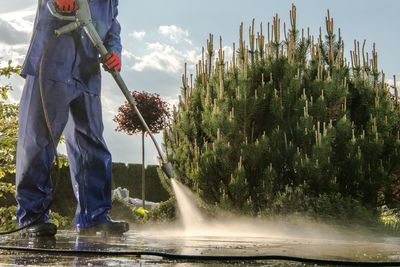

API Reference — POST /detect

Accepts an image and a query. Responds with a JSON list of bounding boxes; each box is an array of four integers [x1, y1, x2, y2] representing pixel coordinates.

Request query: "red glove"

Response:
[[55, 0, 77, 13], [104, 52, 122, 72]]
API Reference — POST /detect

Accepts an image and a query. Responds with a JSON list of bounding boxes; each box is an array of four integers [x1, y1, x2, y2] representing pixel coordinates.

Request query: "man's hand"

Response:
[[55, 0, 77, 13], [103, 52, 122, 72]]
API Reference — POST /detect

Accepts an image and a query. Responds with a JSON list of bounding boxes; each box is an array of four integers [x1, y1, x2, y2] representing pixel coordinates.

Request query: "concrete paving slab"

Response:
[[0, 227, 400, 266]]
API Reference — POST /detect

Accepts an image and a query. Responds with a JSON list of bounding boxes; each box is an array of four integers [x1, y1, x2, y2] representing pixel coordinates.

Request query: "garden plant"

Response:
[[164, 5, 400, 222]]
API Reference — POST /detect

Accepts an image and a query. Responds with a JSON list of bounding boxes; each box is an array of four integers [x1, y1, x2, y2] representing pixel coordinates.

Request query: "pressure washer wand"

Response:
[[47, 0, 174, 179]]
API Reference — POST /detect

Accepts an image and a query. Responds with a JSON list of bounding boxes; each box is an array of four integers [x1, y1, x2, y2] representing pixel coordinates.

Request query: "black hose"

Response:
[[0, 221, 39, 236], [0, 246, 399, 266], [39, 38, 62, 177], [0, 36, 60, 236]]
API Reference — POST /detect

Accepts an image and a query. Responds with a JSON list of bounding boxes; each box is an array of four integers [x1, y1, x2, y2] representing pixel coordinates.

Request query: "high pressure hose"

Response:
[[39, 38, 62, 180], [0, 245, 399, 266], [0, 36, 61, 235]]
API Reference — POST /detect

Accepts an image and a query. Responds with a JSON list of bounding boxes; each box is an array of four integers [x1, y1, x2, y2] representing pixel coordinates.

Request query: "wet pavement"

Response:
[[1, 225, 400, 266]]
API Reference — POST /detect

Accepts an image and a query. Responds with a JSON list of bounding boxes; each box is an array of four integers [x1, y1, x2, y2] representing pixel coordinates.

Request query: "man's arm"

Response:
[[104, 0, 122, 58]]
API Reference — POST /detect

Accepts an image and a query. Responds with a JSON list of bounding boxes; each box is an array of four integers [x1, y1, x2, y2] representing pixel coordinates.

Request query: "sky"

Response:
[[1, 0, 399, 165]]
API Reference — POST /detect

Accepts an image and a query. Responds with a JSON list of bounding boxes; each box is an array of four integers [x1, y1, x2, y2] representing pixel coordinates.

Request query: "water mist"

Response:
[[134, 178, 400, 261], [168, 178, 387, 242]]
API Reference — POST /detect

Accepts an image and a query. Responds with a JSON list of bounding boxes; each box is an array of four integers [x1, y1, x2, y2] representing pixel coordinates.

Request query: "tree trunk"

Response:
[[141, 131, 145, 209]]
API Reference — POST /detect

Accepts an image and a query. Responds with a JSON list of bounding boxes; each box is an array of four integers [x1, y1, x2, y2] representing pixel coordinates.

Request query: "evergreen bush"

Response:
[[164, 5, 400, 219]]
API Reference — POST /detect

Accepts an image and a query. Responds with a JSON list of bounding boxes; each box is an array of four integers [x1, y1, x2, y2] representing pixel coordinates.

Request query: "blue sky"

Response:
[[0, 0, 399, 164]]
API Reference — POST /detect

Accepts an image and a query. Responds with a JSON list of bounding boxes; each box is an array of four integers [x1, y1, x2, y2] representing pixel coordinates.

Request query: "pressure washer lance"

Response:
[[0, 0, 172, 236], [47, 0, 174, 179]]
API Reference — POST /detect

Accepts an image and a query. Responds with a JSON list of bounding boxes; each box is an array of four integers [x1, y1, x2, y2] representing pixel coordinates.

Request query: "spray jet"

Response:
[[47, 0, 174, 179]]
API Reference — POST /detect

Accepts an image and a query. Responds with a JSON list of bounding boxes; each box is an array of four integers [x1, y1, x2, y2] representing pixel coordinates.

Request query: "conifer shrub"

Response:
[[164, 5, 400, 219]]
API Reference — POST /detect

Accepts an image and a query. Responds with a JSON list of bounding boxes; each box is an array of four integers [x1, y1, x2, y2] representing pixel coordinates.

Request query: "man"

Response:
[[16, 0, 128, 236]]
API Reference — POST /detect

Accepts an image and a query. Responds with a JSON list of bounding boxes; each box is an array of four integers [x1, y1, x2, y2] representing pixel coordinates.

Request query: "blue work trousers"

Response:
[[16, 75, 112, 229]]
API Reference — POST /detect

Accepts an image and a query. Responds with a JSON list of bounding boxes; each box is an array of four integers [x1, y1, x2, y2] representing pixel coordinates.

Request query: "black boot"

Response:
[[77, 220, 129, 236], [21, 221, 57, 237]]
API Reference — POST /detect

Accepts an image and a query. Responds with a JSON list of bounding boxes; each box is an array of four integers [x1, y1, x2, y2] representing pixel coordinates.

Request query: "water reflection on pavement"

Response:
[[0, 228, 400, 266]]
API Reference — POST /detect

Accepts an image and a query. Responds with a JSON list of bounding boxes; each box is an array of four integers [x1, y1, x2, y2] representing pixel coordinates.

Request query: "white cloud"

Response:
[[0, 44, 29, 65], [122, 49, 141, 61], [0, 20, 30, 45], [164, 96, 179, 110], [126, 26, 200, 74], [132, 42, 197, 73], [0, 5, 36, 33], [159, 25, 192, 45], [0, 5, 35, 65], [219, 46, 234, 63], [129, 30, 146, 40]]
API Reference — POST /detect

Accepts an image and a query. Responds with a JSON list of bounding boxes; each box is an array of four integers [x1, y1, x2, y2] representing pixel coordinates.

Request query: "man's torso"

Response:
[[21, 0, 117, 87]]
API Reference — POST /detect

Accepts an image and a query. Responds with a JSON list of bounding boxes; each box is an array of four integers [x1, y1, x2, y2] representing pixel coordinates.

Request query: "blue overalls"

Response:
[[16, 0, 122, 229]]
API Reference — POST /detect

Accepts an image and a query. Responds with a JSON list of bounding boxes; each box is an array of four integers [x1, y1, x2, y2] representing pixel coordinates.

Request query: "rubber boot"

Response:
[[21, 221, 57, 238], [77, 220, 129, 236]]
